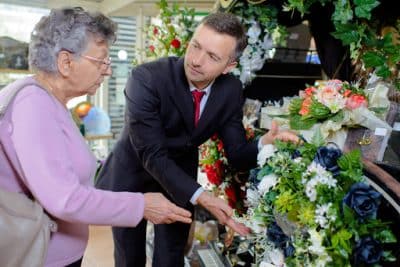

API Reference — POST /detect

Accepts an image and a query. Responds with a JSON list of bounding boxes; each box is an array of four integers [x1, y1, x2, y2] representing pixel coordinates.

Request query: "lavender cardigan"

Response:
[[0, 76, 144, 267]]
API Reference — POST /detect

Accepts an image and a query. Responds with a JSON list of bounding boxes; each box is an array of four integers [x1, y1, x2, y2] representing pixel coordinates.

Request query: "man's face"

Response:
[[184, 24, 238, 89]]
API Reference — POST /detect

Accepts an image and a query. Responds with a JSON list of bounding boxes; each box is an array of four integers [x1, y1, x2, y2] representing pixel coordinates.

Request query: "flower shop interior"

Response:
[[1, 0, 400, 266]]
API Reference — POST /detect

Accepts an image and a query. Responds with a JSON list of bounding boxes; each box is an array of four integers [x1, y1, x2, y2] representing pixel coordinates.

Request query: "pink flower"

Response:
[[346, 94, 368, 110], [149, 45, 155, 53]]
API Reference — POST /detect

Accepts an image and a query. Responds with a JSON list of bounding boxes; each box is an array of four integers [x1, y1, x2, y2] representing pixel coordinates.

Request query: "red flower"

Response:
[[153, 27, 159, 35], [225, 186, 237, 208], [204, 165, 222, 186], [211, 133, 218, 141], [217, 140, 224, 152], [170, 38, 181, 49], [149, 45, 155, 53]]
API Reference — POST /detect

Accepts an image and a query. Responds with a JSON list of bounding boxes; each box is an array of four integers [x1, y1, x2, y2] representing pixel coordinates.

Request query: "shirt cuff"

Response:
[[190, 187, 204, 205]]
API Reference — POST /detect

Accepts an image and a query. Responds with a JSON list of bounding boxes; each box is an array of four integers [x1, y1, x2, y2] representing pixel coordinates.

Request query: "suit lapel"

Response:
[[168, 58, 194, 131], [194, 78, 226, 135]]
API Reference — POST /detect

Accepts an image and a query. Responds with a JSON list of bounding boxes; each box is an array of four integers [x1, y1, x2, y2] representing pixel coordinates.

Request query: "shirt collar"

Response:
[[189, 80, 214, 95]]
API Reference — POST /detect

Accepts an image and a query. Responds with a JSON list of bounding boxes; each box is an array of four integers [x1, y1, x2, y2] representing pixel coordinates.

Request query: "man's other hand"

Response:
[[197, 191, 250, 236], [261, 120, 300, 145]]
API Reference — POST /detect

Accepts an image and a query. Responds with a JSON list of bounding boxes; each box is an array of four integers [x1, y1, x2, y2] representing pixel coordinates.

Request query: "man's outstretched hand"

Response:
[[197, 191, 250, 236], [143, 193, 192, 224], [261, 120, 300, 145]]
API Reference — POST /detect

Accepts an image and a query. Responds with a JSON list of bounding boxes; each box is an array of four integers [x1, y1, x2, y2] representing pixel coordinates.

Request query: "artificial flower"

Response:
[[243, 138, 397, 266]]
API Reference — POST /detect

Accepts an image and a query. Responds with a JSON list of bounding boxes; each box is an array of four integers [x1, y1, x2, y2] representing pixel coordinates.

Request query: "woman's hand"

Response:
[[143, 193, 192, 224]]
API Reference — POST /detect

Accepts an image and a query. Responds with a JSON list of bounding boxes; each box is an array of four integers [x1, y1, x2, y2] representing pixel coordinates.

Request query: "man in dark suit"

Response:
[[96, 12, 298, 267]]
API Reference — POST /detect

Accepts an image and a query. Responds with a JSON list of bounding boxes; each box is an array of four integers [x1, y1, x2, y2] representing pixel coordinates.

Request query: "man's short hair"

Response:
[[201, 12, 247, 60]]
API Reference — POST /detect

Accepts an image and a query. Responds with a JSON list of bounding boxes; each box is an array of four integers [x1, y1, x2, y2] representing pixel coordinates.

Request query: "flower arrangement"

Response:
[[243, 135, 397, 266], [135, 0, 196, 62], [199, 120, 259, 215], [218, 0, 400, 89], [227, 2, 288, 85], [288, 79, 368, 130]]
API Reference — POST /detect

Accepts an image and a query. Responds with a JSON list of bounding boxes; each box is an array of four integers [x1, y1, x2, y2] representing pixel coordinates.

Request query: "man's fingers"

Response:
[[269, 120, 279, 135], [217, 199, 233, 217], [225, 218, 250, 236]]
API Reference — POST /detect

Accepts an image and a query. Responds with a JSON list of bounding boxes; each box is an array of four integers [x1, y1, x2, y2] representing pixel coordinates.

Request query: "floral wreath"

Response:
[[241, 134, 397, 266]]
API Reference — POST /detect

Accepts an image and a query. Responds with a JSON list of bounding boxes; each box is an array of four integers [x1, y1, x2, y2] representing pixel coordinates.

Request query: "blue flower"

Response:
[[248, 168, 261, 187], [267, 222, 289, 247], [283, 243, 295, 257], [313, 145, 342, 176], [291, 149, 301, 159], [343, 182, 381, 220], [353, 236, 383, 265]]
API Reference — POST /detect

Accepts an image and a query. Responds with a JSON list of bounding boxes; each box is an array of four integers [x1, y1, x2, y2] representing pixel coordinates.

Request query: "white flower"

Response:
[[250, 221, 266, 234], [258, 174, 278, 196], [246, 188, 260, 207], [262, 248, 285, 267], [308, 229, 325, 255], [305, 184, 317, 201], [247, 22, 262, 42], [257, 144, 276, 167]]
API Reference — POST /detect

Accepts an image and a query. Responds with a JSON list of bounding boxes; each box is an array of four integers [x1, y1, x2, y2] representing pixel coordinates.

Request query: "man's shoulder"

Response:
[[215, 73, 242, 90]]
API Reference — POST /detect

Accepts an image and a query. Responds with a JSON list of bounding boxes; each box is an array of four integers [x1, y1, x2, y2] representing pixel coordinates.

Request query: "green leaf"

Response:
[[310, 128, 325, 147], [382, 251, 397, 262], [342, 204, 357, 223], [289, 97, 303, 115], [362, 51, 386, 67], [330, 110, 344, 122], [332, 23, 361, 45], [290, 115, 317, 130], [354, 0, 380, 19], [309, 100, 331, 119], [375, 65, 392, 79], [375, 229, 397, 243], [332, 0, 353, 24]]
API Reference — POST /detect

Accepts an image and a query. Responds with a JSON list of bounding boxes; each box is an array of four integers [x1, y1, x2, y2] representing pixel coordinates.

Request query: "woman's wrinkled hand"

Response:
[[143, 193, 192, 224]]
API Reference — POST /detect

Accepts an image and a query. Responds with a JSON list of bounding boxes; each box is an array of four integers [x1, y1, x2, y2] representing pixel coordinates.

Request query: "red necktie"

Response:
[[192, 90, 205, 127]]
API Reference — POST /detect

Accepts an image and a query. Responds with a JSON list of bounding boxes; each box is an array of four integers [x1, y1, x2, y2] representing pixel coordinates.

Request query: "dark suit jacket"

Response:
[[96, 57, 258, 208]]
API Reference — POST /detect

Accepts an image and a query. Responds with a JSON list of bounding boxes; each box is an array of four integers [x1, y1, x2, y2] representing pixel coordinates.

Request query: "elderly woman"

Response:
[[0, 7, 191, 267]]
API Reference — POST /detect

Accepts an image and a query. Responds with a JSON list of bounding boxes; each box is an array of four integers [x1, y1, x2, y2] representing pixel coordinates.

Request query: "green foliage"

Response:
[[227, 0, 400, 89], [134, 0, 196, 64]]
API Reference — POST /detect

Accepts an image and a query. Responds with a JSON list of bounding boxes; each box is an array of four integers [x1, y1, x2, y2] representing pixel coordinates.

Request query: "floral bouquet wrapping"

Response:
[[243, 135, 397, 266], [261, 79, 392, 148]]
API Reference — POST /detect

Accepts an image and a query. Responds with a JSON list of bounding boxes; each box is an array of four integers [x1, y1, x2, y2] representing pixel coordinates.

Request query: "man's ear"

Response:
[[57, 51, 73, 76], [222, 60, 237, 74]]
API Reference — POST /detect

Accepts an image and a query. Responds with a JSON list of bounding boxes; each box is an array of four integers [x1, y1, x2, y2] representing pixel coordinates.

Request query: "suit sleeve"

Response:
[[125, 66, 201, 207], [218, 80, 258, 170]]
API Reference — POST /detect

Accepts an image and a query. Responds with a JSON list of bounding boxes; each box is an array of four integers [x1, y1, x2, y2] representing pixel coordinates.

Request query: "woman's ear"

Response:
[[57, 51, 73, 76]]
